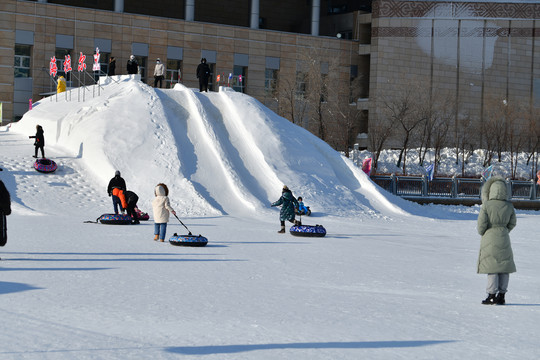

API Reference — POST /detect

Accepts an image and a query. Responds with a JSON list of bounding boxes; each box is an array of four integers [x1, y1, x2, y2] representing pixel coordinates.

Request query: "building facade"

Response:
[[1, 0, 365, 129], [367, 0, 540, 148]]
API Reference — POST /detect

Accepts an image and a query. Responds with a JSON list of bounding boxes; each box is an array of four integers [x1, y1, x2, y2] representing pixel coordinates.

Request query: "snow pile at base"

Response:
[[9, 76, 409, 218]]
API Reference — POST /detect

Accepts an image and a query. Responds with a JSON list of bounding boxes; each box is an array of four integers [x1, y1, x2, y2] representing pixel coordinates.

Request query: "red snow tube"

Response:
[[34, 158, 57, 173]]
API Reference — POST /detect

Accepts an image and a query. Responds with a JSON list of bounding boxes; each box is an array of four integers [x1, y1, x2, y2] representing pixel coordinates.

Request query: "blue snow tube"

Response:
[[34, 158, 57, 173], [98, 213, 133, 225], [169, 233, 208, 247], [289, 224, 326, 237]]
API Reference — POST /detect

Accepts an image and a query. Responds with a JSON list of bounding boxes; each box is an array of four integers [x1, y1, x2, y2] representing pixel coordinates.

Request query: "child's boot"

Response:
[[154, 234, 159, 241], [277, 226, 285, 233]]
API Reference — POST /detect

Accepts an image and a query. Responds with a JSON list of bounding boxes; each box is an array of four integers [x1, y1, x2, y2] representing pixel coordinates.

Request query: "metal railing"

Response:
[[370, 175, 539, 200]]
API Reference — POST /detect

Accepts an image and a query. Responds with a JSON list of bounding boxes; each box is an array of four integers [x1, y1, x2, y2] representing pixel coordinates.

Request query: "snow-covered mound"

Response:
[[10, 76, 408, 218]]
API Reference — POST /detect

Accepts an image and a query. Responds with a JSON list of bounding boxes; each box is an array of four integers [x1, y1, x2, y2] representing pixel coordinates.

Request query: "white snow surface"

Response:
[[1, 77, 540, 359]]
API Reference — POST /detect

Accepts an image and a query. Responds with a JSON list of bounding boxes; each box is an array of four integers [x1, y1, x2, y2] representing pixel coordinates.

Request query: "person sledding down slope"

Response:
[[271, 185, 301, 233]]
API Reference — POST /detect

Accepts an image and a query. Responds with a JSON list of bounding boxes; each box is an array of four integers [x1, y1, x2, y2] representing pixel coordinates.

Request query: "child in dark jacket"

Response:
[[29, 125, 45, 158]]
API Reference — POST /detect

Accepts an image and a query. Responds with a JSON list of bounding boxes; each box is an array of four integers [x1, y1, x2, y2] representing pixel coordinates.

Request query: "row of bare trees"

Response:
[[264, 47, 364, 156], [369, 82, 540, 179]]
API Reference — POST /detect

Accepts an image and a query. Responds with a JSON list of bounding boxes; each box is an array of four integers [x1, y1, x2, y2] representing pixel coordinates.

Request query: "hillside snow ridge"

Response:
[[9, 76, 408, 219]]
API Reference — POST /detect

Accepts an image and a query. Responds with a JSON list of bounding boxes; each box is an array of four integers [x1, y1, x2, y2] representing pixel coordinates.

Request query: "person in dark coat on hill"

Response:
[[196, 58, 210, 92], [29, 124, 45, 158], [107, 170, 127, 214], [477, 176, 517, 305], [127, 55, 139, 75], [108, 56, 116, 76], [271, 185, 300, 233], [124, 190, 140, 224], [0, 175, 12, 252]]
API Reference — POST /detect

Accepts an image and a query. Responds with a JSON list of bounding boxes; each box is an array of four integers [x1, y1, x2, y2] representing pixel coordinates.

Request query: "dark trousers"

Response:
[[126, 202, 137, 219], [199, 79, 208, 92], [112, 195, 122, 214], [0, 213, 7, 247], [154, 76, 163, 88], [34, 145, 45, 158]]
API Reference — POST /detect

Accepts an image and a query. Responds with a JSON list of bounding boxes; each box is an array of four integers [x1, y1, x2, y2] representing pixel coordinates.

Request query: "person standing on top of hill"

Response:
[[127, 55, 139, 75], [29, 124, 45, 158], [153, 58, 165, 88], [107, 170, 127, 214], [196, 58, 210, 92], [271, 185, 301, 233], [108, 56, 116, 76], [477, 176, 517, 305]]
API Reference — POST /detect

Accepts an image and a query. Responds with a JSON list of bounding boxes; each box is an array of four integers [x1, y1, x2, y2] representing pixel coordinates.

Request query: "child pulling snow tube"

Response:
[[289, 224, 326, 237], [34, 158, 57, 173], [98, 213, 133, 225], [169, 233, 208, 247]]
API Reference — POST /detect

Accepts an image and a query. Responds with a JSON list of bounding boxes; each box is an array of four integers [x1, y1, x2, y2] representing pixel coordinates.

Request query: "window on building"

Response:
[[265, 68, 278, 96], [135, 56, 147, 82], [99, 52, 110, 76], [166, 59, 182, 88], [233, 66, 247, 93], [349, 65, 358, 104], [14, 45, 32, 78], [320, 74, 328, 103], [55, 48, 72, 81], [207, 63, 215, 91], [296, 71, 307, 98]]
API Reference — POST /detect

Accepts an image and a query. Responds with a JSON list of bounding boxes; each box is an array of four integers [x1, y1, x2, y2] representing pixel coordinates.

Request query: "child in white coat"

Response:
[[152, 183, 176, 242]]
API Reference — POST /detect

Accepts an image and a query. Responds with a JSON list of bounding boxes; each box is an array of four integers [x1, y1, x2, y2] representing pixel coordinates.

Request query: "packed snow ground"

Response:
[[1, 77, 540, 359]]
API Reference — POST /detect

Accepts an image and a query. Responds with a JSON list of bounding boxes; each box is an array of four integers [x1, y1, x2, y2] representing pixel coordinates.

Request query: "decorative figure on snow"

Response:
[[78, 52, 86, 72], [49, 56, 58, 77]]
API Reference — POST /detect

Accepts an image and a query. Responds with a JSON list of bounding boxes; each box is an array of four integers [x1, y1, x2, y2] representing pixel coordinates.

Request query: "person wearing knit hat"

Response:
[[271, 185, 300, 233], [107, 170, 127, 214]]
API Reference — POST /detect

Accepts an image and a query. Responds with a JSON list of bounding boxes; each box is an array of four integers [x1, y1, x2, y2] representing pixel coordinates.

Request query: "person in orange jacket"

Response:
[[112, 188, 128, 214]]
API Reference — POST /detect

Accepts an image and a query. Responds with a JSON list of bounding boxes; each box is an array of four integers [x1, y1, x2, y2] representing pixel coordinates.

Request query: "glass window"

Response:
[[233, 65, 247, 93], [265, 68, 278, 96], [135, 56, 147, 83], [296, 71, 307, 98], [15, 44, 32, 78], [166, 59, 182, 88]]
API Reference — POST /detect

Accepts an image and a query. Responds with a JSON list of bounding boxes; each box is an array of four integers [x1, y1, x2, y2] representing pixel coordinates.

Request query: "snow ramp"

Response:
[[10, 77, 408, 218]]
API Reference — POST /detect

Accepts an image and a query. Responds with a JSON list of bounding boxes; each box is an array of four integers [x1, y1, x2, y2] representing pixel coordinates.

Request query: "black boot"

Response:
[[495, 292, 506, 305], [482, 293, 497, 305]]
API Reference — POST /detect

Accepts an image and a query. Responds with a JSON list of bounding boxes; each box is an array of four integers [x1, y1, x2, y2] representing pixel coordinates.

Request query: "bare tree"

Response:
[[455, 114, 476, 177], [368, 116, 395, 173], [381, 86, 427, 175]]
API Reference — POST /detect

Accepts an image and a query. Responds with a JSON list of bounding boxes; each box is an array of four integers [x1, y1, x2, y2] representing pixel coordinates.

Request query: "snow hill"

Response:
[[8, 76, 408, 219]]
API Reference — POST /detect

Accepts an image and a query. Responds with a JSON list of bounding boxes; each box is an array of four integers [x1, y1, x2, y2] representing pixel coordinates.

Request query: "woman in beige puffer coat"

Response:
[[477, 176, 516, 305], [152, 183, 176, 242]]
